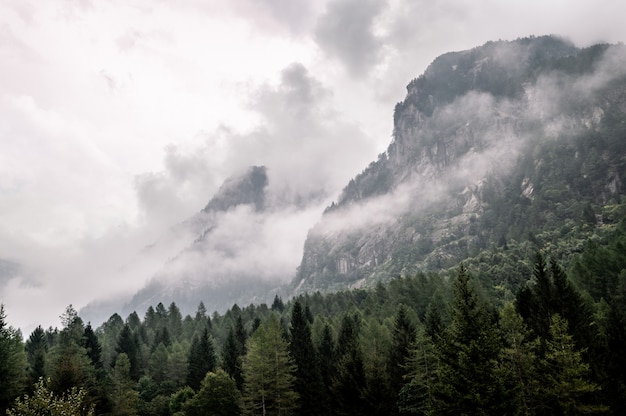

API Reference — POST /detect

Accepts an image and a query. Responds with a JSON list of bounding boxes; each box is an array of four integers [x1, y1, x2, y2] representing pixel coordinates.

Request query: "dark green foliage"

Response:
[[388, 305, 417, 405], [431, 267, 504, 415], [186, 327, 217, 390], [289, 300, 324, 416], [25, 325, 47, 387], [0, 305, 26, 413], [332, 313, 368, 416], [242, 315, 298, 416], [516, 253, 597, 356], [221, 327, 244, 390], [184, 370, 242, 416], [82, 324, 103, 371], [116, 324, 141, 381]]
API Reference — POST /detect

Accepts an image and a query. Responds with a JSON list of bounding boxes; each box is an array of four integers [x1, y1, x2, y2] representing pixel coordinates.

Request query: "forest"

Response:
[[1, 219, 625, 415]]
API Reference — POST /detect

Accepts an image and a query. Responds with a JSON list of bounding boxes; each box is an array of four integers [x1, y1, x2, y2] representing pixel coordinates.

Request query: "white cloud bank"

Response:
[[1, 0, 626, 333]]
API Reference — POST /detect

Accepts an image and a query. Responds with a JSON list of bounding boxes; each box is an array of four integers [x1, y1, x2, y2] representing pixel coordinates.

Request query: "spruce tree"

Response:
[[332, 313, 367, 416], [221, 327, 244, 390], [82, 324, 103, 371], [25, 325, 48, 387], [431, 266, 504, 415], [388, 304, 417, 414], [186, 327, 217, 390], [540, 315, 606, 415], [0, 304, 26, 413], [289, 300, 323, 416], [116, 324, 140, 381]]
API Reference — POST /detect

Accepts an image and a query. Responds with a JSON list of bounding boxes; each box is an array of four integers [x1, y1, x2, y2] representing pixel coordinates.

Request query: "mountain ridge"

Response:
[[291, 35, 626, 294]]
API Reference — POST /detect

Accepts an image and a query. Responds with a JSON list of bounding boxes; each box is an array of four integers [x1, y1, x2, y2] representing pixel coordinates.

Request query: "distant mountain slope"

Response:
[[292, 36, 626, 294], [122, 166, 281, 316]]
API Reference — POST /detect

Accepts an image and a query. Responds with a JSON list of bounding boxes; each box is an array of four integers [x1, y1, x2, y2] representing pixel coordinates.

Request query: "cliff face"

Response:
[[293, 36, 626, 294]]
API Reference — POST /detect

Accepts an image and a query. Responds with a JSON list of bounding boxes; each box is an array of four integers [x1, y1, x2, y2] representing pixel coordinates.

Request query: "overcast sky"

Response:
[[1, 0, 625, 333]]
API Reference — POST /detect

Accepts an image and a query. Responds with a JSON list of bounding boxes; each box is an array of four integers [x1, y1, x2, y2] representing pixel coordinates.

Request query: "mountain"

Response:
[[121, 166, 278, 315], [292, 36, 626, 294], [82, 35, 626, 324]]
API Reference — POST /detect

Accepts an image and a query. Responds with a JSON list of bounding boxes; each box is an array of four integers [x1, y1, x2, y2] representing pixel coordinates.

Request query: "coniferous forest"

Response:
[[1, 220, 626, 415]]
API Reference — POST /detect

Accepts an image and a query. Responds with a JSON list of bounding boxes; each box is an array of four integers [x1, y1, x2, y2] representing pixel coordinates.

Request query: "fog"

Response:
[[2, 0, 626, 333]]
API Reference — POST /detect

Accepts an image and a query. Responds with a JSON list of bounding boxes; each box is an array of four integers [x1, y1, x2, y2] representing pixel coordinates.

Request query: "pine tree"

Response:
[[242, 315, 299, 416], [82, 324, 103, 371], [289, 300, 323, 416], [25, 325, 48, 387], [431, 266, 504, 415], [168, 302, 183, 341], [186, 327, 217, 390], [222, 327, 244, 390], [0, 304, 26, 413], [398, 326, 438, 416], [496, 302, 540, 416], [116, 324, 140, 381], [540, 315, 606, 415], [388, 305, 417, 414], [332, 313, 367, 416], [317, 323, 335, 416]]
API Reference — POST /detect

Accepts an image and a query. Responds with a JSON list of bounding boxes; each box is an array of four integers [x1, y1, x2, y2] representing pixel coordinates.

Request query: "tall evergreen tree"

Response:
[[235, 315, 248, 355], [82, 324, 103, 371], [0, 304, 26, 413], [398, 325, 438, 416], [539, 315, 606, 415], [388, 305, 417, 415], [431, 266, 504, 415], [186, 327, 217, 391], [111, 353, 139, 416], [332, 313, 367, 416], [25, 325, 48, 387], [116, 324, 140, 381], [242, 315, 299, 416], [168, 302, 183, 341], [221, 327, 244, 390], [317, 323, 335, 416], [289, 300, 323, 416]]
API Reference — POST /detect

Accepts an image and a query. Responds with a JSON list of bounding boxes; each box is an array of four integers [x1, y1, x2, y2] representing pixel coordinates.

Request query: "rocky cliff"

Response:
[[292, 36, 626, 294]]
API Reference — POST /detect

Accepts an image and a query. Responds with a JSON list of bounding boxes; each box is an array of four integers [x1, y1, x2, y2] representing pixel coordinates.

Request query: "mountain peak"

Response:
[[203, 166, 268, 213]]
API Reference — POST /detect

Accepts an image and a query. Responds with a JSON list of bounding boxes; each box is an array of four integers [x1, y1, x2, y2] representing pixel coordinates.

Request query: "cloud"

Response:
[[314, 0, 387, 77], [311, 42, 626, 242]]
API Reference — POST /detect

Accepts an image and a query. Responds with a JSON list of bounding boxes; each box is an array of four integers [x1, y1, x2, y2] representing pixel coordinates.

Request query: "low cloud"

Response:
[[314, 0, 387, 77], [312, 45, 626, 240]]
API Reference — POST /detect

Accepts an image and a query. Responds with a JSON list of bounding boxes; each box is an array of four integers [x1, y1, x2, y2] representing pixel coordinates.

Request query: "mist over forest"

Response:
[[2, 11, 626, 415]]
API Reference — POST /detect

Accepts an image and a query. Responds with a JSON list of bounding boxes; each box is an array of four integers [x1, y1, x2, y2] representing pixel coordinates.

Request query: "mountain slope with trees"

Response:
[[293, 36, 626, 295], [2, 36, 626, 415]]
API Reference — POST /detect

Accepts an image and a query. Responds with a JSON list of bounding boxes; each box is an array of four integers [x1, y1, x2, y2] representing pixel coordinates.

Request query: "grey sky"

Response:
[[1, 0, 626, 332]]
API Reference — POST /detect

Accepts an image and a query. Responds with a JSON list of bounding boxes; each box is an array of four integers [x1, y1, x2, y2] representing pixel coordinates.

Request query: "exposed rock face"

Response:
[[292, 36, 626, 294]]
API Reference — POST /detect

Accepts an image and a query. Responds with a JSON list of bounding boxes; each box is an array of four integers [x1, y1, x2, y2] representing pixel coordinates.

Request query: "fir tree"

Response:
[[388, 304, 417, 414], [0, 304, 26, 413], [82, 323, 103, 371], [25, 325, 48, 387], [186, 327, 217, 391], [431, 266, 504, 415], [221, 327, 244, 390], [116, 324, 140, 381], [289, 300, 323, 416]]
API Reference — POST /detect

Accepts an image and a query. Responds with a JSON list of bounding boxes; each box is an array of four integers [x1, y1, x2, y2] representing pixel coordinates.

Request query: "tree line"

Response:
[[1, 242, 625, 415]]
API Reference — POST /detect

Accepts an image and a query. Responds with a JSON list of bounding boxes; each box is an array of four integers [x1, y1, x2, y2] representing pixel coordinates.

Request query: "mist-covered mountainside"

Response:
[[123, 166, 281, 316], [293, 36, 626, 294]]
